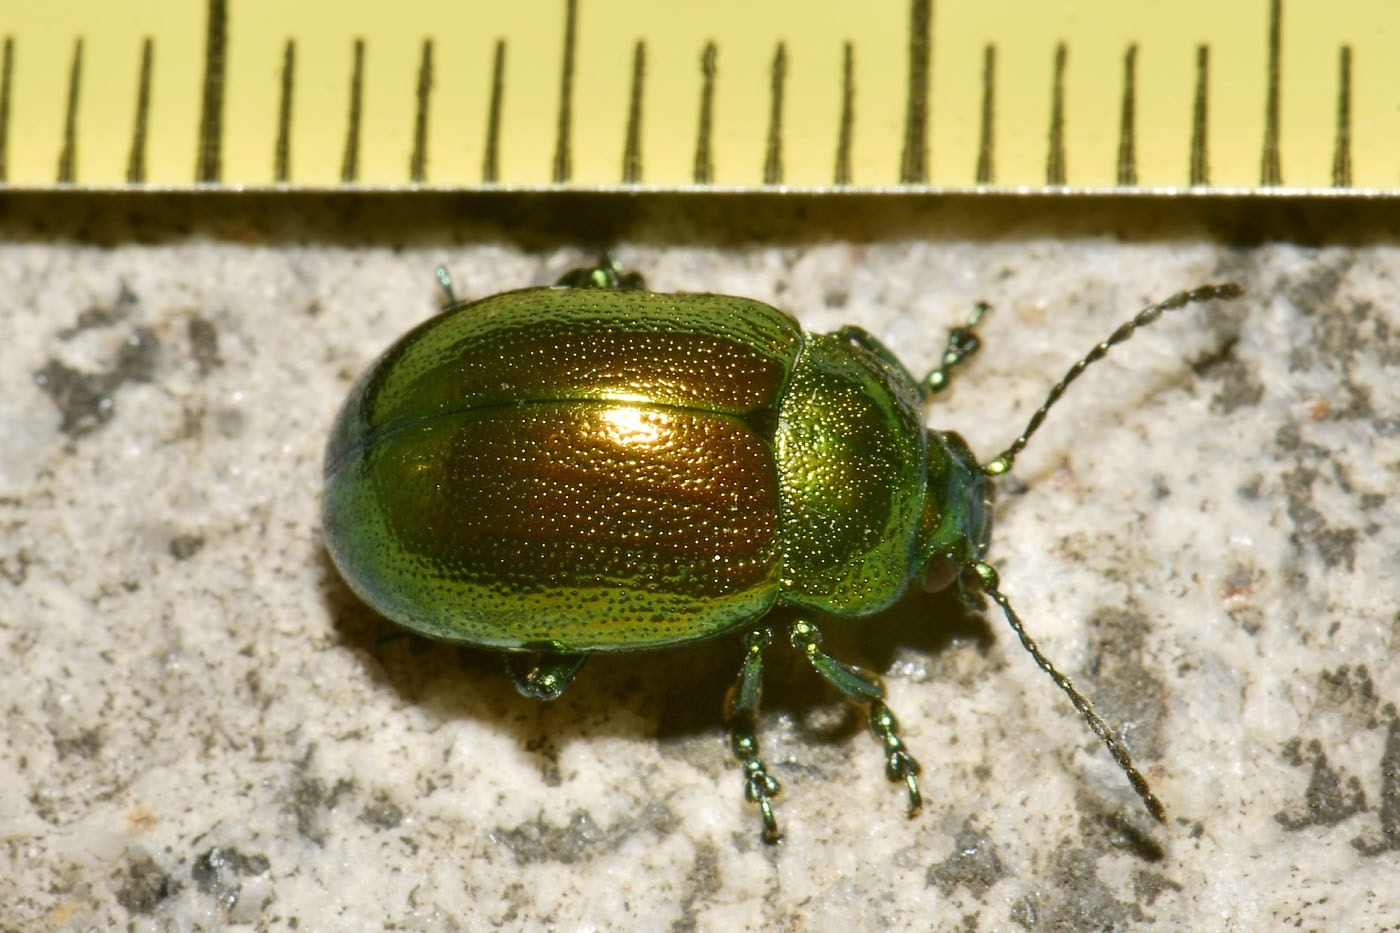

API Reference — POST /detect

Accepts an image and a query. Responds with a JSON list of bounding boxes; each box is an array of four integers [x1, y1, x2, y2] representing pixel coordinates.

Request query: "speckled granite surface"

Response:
[[1, 196, 1397, 931]]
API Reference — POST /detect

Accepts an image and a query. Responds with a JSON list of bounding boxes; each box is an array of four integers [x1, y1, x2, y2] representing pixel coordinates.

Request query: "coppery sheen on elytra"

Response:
[[323, 286, 825, 651]]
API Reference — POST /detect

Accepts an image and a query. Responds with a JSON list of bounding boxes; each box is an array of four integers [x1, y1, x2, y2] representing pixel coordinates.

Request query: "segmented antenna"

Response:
[[984, 283, 1243, 476], [971, 282, 1242, 821], [972, 562, 1166, 822]]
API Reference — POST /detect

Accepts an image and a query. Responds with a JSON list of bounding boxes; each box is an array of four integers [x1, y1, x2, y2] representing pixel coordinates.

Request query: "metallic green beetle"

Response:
[[323, 258, 1242, 841]]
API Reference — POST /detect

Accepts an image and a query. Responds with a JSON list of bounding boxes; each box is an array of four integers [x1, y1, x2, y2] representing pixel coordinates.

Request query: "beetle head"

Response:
[[913, 430, 993, 594]]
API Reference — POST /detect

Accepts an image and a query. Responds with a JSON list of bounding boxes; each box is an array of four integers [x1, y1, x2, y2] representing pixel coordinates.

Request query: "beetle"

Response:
[[322, 256, 1242, 841]]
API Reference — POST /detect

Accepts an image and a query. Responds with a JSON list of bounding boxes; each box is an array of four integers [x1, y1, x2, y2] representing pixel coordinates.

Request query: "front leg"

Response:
[[921, 301, 988, 398], [789, 619, 923, 814]]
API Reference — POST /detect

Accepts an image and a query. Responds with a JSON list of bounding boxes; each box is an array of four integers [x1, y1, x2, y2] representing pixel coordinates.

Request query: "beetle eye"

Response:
[[921, 554, 957, 593]]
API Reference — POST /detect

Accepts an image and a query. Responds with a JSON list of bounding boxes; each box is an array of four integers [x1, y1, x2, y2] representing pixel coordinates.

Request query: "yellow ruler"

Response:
[[3, 0, 1396, 192]]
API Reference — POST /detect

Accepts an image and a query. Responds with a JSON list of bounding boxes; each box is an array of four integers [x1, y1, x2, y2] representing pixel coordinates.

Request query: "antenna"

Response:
[[973, 561, 1166, 822], [984, 283, 1243, 476], [971, 282, 1243, 821]]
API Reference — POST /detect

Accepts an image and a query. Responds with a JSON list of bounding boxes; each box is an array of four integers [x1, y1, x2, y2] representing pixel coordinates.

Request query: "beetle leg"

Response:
[[555, 253, 647, 290], [505, 652, 587, 701], [434, 265, 458, 307], [724, 626, 782, 843], [834, 326, 921, 386], [835, 325, 900, 365], [788, 619, 923, 815], [921, 301, 988, 398]]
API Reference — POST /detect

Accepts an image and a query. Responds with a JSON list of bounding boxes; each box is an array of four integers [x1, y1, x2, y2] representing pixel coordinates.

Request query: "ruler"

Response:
[[3, 0, 1396, 192]]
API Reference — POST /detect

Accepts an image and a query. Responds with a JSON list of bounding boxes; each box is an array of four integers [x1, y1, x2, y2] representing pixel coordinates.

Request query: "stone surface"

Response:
[[1, 196, 1397, 930]]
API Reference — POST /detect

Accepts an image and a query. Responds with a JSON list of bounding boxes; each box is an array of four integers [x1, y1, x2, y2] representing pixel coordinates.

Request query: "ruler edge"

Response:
[[3, 183, 1397, 198]]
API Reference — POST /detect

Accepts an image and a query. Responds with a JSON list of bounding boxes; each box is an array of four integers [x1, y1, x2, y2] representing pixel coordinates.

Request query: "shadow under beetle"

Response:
[[322, 257, 1243, 842]]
